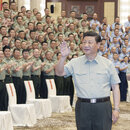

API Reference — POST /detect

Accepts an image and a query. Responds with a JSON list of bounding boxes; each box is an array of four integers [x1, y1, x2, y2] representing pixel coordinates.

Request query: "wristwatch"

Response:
[[114, 108, 120, 112]]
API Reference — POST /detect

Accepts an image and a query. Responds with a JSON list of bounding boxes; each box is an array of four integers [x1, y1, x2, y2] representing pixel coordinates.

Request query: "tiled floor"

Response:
[[14, 102, 130, 130]]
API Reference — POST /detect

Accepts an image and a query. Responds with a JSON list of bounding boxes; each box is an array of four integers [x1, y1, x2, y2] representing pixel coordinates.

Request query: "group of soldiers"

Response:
[[0, 1, 129, 111]]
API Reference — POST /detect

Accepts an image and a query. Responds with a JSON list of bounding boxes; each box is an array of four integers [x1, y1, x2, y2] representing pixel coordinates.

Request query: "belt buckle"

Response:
[[90, 99, 96, 103]]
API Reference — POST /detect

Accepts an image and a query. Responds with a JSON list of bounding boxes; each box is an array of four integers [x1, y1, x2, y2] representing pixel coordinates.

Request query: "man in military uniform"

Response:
[[3, 46, 13, 83], [41, 51, 55, 98], [31, 49, 45, 98], [12, 48, 26, 104], [22, 49, 34, 81], [0, 50, 8, 110]]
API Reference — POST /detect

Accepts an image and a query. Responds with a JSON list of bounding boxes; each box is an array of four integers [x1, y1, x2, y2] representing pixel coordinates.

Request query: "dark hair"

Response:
[[48, 32, 54, 36], [22, 49, 29, 54], [13, 48, 20, 53], [83, 31, 101, 43], [50, 40, 56, 43], [57, 52, 61, 56], [115, 23, 120, 26], [30, 30, 36, 34], [8, 28, 15, 33], [21, 6, 25, 9], [41, 41, 48, 46], [0, 26, 6, 30], [2, 2, 8, 5], [2, 36, 8, 40], [3, 46, 10, 52], [4, 9, 9, 12], [68, 33, 74, 37], [46, 15, 51, 19]]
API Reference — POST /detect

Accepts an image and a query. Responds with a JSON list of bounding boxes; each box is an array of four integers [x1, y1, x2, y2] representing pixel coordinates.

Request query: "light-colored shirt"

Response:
[[127, 63, 130, 74], [64, 55, 120, 98], [120, 62, 128, 73]]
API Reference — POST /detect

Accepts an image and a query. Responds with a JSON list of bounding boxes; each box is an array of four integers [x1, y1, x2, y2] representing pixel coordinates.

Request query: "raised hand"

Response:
[[60, 41, 70, 57]]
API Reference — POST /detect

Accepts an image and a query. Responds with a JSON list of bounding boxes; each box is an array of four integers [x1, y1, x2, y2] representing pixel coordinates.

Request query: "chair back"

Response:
[[46, 79, 56, 97], [6, 83, 17, 105]]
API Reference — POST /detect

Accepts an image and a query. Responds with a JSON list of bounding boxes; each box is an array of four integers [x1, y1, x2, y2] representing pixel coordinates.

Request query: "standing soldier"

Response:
[[12, 48, 26, 104], [41, 51, 55, 98], [31, 49, 45, 98], [3, 46, 13, 83], [0, 50, 8, 110], [22, 49, 34, 81]]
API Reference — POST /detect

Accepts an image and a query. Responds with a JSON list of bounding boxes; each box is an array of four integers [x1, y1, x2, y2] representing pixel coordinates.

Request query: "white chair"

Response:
[[0, 111, 13, 130], [6, 83, 36, 126], [127, 81, 130, 102], [46, 79, 72, 113], [24, 80, 52, 119]]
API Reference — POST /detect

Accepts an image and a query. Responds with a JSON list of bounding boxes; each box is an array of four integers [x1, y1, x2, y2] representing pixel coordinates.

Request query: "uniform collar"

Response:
[[84, 54, 100, 64]]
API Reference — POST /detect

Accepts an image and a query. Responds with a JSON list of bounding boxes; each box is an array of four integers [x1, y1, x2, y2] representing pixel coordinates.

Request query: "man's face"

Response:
[[42, 43, 48, 50], [113, 54, 118, 60], [4, 48, 10, 58], [33, 8, 38, 15], [17, 17, 22, 24], [122, 48, 126, 53], [33, 49, 40, 58], [15, 40, 21, 49], [82, 14, 87, 20], [2, 38, 8, 45], [61, 11, 66, 17], [70, 12, 75, 18], [9, 30, 15, 37], [11, 3, 16, 10], [14, 50, 20, 58], [26, 11, 32, 18], [23, 51, 29, 59], [4, 10, 9, 18], [93, 13, 97, 20], [28, 23, 34, 30], [115, 18, 120, 23], [46, 52, 52, 60], [30, 32, 36, 38], [3, 3, 9, 9], [58, 35, 63, 41], [45, 9, 50, 15], [1, 27, 7, 35], [82, 36, 99, 56]]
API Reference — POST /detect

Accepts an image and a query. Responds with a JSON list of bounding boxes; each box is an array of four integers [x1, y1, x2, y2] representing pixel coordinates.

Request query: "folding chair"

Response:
[[24, 80, 52, 119], [6, 83, 36, 126], [0, 111, 13, 130], [46, 79, 72, 113]]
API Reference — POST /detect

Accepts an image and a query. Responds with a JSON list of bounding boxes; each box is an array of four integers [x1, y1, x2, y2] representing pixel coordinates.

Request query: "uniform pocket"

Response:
[[75, 72, 89, 84]]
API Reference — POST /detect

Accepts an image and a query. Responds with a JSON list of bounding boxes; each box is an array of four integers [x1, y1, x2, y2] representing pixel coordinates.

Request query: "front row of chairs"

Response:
[[0, 79, 72, 130]]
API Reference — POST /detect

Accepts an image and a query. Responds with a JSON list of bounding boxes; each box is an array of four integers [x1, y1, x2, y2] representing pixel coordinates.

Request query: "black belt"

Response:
[[12, 76, 22, 79], [6, 75, 12, 77], [0, 80, 4, 82], [31, 75, 40, 77], [23, 76, 31, 78], [78, 97, 110, 103]]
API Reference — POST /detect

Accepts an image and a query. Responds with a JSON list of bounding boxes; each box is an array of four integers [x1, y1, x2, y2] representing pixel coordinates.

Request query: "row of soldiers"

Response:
[[0, 46, 75, 111]]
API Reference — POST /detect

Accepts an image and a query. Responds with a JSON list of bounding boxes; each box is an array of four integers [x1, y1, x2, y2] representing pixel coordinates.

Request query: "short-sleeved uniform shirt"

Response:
[[64, 55, 120, 98]]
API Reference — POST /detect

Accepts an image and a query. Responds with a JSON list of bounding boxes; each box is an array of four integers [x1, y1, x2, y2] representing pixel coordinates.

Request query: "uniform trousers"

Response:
[[12, 77, 26, 104], [119, 71, 128, 101], [75, 99, 112, 130], [64, 76, 74, 106], [0, 80, 8, 111], [4, 75, 13, 110], [55, 75, 64, 95], [31, 75, 41, 98]]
